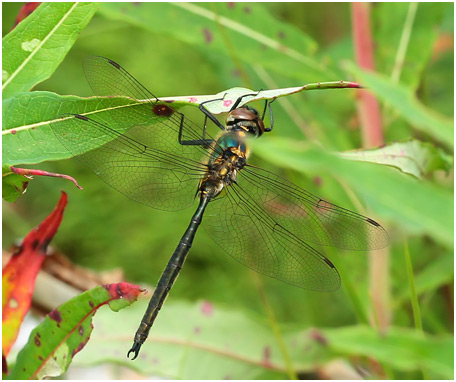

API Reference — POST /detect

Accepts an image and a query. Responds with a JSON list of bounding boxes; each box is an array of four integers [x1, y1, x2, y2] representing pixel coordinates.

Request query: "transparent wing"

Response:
[[82, 56, 220, 152], [52, 114, 208, 211], [51, 56, 229, 211], [83, 55, 161, 101], [202, 165, 388, 291], [203, 181, 341, 291], [239, 166, 389, 250]]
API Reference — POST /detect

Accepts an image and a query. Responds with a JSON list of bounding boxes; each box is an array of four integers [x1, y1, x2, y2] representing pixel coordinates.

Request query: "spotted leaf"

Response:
[[7, 282, 143, 380]]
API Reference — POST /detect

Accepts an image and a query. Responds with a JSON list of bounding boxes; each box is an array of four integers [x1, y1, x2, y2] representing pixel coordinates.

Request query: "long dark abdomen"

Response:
[[128, 194, 211, 360]]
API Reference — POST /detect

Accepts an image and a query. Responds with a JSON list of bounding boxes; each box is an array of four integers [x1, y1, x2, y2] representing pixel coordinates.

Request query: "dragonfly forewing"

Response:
[[51, 113, 208, 211], [82, 55, 220, 155]]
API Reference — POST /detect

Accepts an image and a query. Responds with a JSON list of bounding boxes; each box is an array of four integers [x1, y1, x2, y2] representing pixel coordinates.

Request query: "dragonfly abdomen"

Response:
[[128, 194, 211, 360]]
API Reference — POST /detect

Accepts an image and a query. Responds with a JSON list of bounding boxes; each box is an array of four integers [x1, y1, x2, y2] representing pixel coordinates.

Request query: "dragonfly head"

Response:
[[226, 105, 265, 137]]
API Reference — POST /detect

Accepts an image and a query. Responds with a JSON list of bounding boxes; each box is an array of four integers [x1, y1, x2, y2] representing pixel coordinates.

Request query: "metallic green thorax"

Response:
[[208, 131, 248, 165]]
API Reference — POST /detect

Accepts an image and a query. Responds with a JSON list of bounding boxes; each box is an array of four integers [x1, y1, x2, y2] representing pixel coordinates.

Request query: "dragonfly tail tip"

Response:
[[127, 342, 141, 360]]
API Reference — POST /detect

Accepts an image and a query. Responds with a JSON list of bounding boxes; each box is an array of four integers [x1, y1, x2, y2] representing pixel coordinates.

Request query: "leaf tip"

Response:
[[103, 282, 144, 303]]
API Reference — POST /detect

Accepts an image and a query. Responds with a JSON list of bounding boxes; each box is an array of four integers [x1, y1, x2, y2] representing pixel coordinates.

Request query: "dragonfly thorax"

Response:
[[200, 132, 248, 198], [226, 105, 265, 137]]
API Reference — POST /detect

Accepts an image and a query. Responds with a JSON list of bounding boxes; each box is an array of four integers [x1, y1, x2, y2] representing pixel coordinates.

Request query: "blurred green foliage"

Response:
[[2, 2, 453, 379]]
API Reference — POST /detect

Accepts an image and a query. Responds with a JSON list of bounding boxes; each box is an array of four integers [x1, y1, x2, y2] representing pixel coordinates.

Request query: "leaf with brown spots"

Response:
[[8, 282, 143, 380], [2, 191, 67, 357]]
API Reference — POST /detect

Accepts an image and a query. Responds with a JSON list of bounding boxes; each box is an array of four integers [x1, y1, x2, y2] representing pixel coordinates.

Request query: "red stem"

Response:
[[351, 3, 385, 148], [11, 166, 83, 190], [351, 3, 390, 337]]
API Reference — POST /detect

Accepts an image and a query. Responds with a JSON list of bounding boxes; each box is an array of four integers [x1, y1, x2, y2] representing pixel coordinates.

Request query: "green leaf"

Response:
[[2, 2, 99, 98], [1, 91, 208, 166], [2, 91, 175, 165], [323, 325, 453, 379], [338, 140, 453, 178], [98, 2, 331, 81], [2, 166, 28, 202], [7, 283, 142, 380], [72, 299, 329, 379], [72, 300, 453, 379], [251, 137, 454, 248], [343, 62, 454, 149]]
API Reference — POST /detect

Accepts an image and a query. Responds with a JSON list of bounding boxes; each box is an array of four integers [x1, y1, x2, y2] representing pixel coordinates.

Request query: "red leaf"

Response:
[[2, 192, 68, 356], [13, 2, 41, 28]]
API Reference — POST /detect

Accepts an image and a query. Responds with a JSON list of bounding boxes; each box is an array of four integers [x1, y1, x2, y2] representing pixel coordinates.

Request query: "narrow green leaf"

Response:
[[374, 3, 446, 90], [182, 82, 360, 114], [98, 2, 331, 81], [339, 140, 453, 178], [403, 239, 423, 332], [343, 62, 454, 149], [2, 92, 123, 165], [7, 283, 142, 380], [2, 2, 99, 98], [3, 83, 360, 166], [323, 325, 453, 379]]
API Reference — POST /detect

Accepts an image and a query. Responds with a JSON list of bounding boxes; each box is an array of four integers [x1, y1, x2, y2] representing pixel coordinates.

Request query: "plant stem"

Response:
[[403, 237, 431, 380], [391, 2, 418, 84], [351, 2, 385, 148], [351, 4, 391, 377]]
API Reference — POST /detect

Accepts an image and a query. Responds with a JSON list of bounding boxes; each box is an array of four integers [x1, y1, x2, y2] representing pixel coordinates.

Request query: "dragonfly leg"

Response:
[[180, 138, 214, 146], [262, 98, 276, 132], [229, 90, 262, 111], [178, 110, 214, 147], [199, 97, 226, 131]]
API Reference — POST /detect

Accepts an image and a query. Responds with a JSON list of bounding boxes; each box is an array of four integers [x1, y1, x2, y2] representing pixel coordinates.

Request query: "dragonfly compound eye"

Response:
[[226, 107, 265, 136]]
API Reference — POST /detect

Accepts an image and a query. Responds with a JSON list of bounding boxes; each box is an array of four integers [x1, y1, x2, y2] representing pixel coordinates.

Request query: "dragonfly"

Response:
[[52, 56, 389, 360]]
